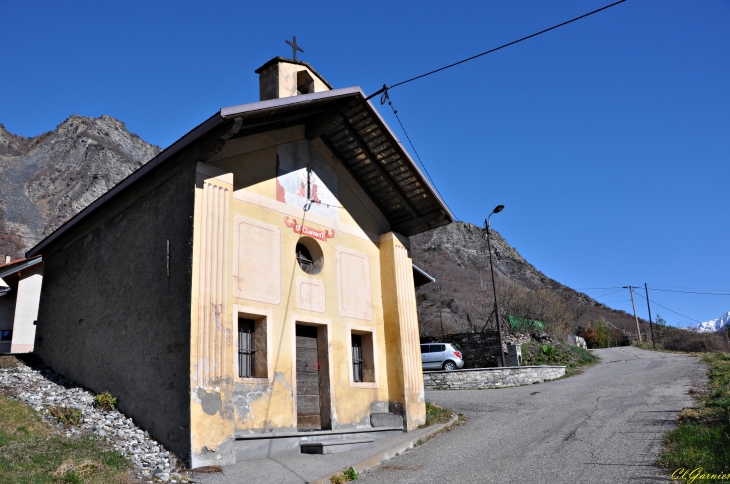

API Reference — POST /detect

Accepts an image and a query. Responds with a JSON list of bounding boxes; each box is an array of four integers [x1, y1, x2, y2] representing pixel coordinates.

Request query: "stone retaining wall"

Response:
[[423, 365, 566, 390]]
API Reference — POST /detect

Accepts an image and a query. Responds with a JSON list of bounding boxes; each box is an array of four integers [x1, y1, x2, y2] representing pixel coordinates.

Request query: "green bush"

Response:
[[522, 342, 598, 374], [343, 467, 358, 480], [93, 392, 117, 411]]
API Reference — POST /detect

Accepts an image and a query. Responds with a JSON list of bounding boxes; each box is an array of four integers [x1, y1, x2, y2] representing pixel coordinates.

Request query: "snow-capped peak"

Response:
[[691, 311, 730, 333]]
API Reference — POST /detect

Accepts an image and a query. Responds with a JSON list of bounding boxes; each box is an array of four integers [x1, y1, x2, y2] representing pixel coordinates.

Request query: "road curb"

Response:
[[311, 414, 459, 484]]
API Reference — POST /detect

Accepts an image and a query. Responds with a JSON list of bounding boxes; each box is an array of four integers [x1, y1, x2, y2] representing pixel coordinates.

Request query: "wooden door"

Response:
[[296, 325, 321, 430]]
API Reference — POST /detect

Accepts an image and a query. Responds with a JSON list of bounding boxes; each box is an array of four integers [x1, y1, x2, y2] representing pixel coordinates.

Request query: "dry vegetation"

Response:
[[0, 395, 132, 483], [411, 222, 652, 341], [418, 276, 588, 343]]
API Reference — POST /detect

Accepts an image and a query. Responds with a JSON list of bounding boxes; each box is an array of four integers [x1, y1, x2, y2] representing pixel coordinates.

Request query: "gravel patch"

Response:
[[0, 359, 194, 483]]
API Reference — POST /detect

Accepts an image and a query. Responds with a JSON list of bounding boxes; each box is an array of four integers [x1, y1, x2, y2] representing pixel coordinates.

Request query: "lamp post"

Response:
[[485, 205, 506, 367]]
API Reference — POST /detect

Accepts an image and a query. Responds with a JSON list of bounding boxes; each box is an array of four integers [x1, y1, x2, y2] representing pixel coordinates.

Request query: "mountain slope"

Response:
[[0, 116, 160, 258], [1, 116, 644, 340], [410, 221, 648, 337]]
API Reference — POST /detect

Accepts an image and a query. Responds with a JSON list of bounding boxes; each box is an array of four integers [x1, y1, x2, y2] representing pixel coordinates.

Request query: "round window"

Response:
[[295, 237, 324, 274]]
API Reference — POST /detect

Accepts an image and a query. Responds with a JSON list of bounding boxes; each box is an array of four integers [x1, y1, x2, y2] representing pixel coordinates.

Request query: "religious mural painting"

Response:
[[275, 140, 339, 220]]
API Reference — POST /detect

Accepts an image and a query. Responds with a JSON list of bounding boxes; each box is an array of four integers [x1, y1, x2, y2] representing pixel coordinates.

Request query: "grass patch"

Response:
[[421, 402, 453, 427], [0, 395, 132, 483], [521, 342, 598, 376], [330, 466, 358, 483], [659, 352, 730, 481], [0, 356, 19, 369]]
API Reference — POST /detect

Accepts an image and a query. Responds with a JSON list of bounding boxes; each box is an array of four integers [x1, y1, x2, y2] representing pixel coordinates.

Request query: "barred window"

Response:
[[238, 319, 255, 378], [352, 334, 363, 382]]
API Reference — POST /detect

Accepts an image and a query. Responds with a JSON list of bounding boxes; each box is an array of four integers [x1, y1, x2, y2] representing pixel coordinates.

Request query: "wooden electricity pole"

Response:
[[645, 283, 656, 349], [626, 286, 641, 342]]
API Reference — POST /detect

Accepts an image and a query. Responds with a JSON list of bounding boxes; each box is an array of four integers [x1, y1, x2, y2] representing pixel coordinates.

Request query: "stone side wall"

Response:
[[423, 366, 566, 390], [34, 163, 196, 459]]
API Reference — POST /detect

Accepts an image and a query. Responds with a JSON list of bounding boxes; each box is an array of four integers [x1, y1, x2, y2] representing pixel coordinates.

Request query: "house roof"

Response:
[[0, 256, 42, 278], [28, 87, 453, 257]]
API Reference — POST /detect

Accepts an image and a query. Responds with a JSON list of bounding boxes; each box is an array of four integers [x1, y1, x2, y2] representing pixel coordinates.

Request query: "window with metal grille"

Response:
[[238, 319, 256, 378], [352, 334, 363, 382]]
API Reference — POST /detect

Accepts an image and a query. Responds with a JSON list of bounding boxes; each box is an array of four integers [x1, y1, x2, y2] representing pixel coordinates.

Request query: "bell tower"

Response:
[[255, 56, 332, 101]]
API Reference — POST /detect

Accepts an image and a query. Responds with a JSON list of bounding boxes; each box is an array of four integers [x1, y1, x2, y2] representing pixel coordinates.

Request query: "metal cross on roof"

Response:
[[285, 36, 304, 61]]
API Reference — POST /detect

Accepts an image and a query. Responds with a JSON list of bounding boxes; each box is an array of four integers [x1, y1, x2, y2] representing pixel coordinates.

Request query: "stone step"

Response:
[[370, 412, 403, 428], [300, 438, 374, 455]]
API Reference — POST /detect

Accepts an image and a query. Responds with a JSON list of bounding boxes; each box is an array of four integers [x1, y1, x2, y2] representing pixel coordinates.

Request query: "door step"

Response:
[[300, 438, 374, 454]]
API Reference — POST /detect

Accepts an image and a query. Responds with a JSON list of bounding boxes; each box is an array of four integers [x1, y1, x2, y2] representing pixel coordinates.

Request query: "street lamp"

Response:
[[485, 205, 506, 367]]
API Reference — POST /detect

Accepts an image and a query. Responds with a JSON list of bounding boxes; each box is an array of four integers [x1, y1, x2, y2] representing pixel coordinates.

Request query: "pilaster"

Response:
[[379, 232, 426, 430], [190, 163, 235, 467]]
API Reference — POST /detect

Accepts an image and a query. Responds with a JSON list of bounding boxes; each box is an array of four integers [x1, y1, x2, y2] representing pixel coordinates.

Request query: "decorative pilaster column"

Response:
[[379, 232, 426, 430], [190, 163, 235, 467]]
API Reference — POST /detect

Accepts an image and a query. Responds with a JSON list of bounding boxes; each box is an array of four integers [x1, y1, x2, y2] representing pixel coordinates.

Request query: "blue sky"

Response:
[[2, 0, 728, 327]]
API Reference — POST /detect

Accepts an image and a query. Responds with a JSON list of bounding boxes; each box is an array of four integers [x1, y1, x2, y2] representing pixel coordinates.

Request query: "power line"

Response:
[[381, 92, 455, 220], [647, 287, 730, 297], [631, 291, 703, 324], [592, 289, 626, 298], [366, 0, 627, 100], [574, 287, 625, 290], [648, 284, 730, 291]]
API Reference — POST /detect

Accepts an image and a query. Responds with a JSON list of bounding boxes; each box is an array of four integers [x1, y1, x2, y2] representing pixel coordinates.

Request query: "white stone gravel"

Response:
[[0, 360, 194, 483]]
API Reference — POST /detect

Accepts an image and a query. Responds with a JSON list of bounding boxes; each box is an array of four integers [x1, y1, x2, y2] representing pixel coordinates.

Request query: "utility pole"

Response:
[[485, 205, 506, 367], [624, 286, 641, 343], [438, 285, 445, 338], [644, 283, 656, 349]]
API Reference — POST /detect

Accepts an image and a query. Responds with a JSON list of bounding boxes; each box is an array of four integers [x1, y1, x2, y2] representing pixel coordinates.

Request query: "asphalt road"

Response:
[[358, 346, 705, 484]]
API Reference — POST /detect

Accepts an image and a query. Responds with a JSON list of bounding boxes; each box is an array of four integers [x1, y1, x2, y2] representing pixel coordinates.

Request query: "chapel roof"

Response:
[[28, 87, 453, 257]]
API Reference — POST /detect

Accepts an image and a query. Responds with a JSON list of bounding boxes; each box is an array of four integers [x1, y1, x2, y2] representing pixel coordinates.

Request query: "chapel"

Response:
[[28, 55, 453, 466]]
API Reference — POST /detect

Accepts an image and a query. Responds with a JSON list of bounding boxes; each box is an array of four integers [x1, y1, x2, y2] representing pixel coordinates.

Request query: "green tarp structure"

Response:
[[509, 315, 545, 333]]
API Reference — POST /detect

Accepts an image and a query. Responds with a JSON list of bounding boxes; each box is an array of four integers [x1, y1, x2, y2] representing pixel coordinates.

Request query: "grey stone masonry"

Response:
[[423, 365, 566, 390]]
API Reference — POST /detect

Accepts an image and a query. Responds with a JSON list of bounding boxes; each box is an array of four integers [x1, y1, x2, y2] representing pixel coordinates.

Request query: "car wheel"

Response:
[[443, 361, 457, 371]]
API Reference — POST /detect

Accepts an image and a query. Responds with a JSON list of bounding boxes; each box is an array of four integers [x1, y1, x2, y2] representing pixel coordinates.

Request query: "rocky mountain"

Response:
[[410, 222, 648, 337], [691, 311, 730, 333], [0, 116, 160, 258], [1, 115, 644, 340]]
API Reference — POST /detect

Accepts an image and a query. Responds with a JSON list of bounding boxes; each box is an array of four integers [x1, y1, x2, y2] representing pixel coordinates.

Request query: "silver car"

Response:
[[420, 343, 464, 371]]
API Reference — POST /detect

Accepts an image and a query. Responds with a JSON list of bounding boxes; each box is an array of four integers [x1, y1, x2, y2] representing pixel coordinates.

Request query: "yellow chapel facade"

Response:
[[29, 57, 453, 467]]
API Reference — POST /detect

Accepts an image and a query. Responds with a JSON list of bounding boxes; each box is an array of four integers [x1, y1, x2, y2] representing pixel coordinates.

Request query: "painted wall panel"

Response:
[[232, 216, 281, 305]]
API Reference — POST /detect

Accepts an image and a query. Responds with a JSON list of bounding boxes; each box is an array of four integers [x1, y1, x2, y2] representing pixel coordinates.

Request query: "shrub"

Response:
[[93, 392, 117, 411], [49, 406, 82, 427], [662, 328, 728, 353], [330, 467, 358, 483]]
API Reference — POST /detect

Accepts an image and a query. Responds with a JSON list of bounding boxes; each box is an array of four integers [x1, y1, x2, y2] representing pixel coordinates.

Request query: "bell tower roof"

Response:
[[255, 57, 333, 101]]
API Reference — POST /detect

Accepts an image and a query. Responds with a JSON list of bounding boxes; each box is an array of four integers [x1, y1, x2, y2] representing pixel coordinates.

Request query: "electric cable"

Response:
[[631, 291, 703, 324], [646, 288, 730, 297], [366, 0, 627, 101], [381, 92, 455, 220]]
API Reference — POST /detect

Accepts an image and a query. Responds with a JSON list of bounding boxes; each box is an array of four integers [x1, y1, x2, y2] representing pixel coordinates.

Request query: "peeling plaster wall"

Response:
[[191, 132, 397, 464], [34, 164, 196, 459]]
